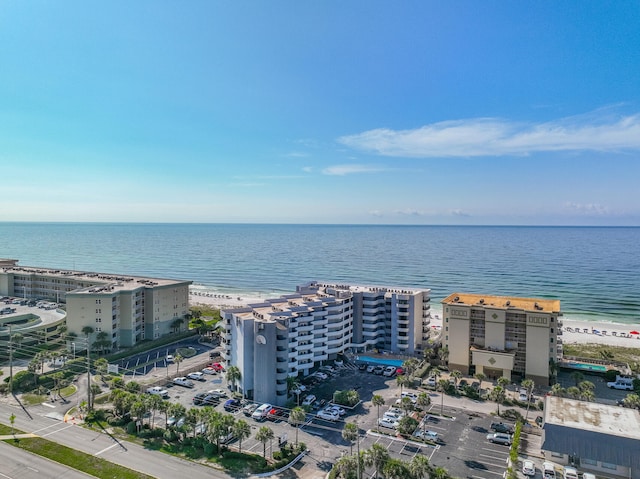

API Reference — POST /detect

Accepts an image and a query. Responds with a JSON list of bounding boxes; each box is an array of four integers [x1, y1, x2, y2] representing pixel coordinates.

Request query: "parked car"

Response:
[[383, 366, 396, 377], [202, 367, 217, 375], [325, 405, 346, 416], [167, 416, 185, 428], [366, 365, 376, 373], [173, 377, 195, 388], [377, 417, 399, 429], [542, 462, 556, 479], [490, 422, 514, 434], [224, 398, 242, 412], [209, 362, 225, 372], [313, 371, 328, 380], [207, 388, 227, 398], [522, 460, 536, 476], [302, 394, 317, 406], [425, 376, 437, 387], [563, 467, 579, 479], [373, 366, 385, 375], [146, 386, 169, 398], [486, 433, 512, 445], [243, 403, 258, 416], [166, 355, 174, 363], [252, 403, 272, 421], [267, 407, 288, 421], [414, 430, 439, 440], [202, 394, 221, 406], [317, 409, 340, 422], [357, 363, 367, 370], [401, 392, 418, 403], [384, 411, 404, 422], [395, 367, 404, 375], [187, 372, 205, 381], [192, 392, 208, 405]]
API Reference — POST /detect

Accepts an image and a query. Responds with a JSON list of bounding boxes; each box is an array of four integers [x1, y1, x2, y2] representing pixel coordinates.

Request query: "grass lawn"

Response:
[[21, 393, 48, 406], [60, 384, 77, 397]]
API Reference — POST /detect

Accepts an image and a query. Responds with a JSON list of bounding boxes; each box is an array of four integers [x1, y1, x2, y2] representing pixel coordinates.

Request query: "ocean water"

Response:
[[1, 223, 639, 325]]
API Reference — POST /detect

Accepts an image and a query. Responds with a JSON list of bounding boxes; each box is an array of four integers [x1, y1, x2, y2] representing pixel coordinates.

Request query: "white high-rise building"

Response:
[[222, 281, 431, 405]]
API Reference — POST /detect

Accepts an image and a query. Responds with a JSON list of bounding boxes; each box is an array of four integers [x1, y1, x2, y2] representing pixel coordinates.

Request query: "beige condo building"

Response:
[[442, 292, 562, 385]]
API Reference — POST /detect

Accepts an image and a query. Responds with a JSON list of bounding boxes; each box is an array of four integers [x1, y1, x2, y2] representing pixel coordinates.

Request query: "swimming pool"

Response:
[[563, 362, 607, 372], [356, 356, 404, 367]]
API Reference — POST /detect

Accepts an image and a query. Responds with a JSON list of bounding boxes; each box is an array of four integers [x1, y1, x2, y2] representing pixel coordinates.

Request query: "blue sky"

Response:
[[1, 1, 639, 225]]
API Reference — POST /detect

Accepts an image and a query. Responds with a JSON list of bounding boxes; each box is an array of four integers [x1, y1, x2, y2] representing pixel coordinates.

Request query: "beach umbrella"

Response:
[[630, 330, 639, 335]]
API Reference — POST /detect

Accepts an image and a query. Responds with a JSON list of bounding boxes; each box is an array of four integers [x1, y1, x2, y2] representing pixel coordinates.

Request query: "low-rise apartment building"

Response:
[[442, 292, 562, 385], [222, 281, 431, 405], [0, 258, 191, 349]]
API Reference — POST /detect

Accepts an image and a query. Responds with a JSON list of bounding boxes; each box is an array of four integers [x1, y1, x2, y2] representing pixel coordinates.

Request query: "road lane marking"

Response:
[[94, 443, 119, 456], [40, 424, 74, 437]]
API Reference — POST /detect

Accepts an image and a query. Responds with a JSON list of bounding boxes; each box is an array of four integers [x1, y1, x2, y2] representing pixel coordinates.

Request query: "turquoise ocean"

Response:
[[1, 223, 639, 326]]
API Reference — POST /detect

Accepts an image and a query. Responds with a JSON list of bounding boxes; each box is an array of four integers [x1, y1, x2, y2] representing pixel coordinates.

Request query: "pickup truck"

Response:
[[147, 386, 169, 398]]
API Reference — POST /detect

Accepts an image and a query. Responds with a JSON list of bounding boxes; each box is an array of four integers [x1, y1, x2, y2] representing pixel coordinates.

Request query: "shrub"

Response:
[[604, 370, 621, 382]]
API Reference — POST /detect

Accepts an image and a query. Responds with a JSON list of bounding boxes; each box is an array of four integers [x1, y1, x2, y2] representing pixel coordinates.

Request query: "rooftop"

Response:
[[545, 396, 640, 440], [442, 292, 560, 313]]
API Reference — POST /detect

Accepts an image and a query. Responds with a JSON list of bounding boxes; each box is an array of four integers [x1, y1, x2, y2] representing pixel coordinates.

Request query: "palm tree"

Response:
[[402, 358, 420, 376], [437, 379, 449, 415], [432, 466, 451, 479], [566, 386, 581, 399], [289, 406, 307, 446], [174, 353, 183, 374], [226, 366, 242, 395], [489, 385, 506, 415], [396, 374, 410, 396], [450, 370, 462, 389], [497, 376, 509, 389], [417, 392, 430, 411], [94, 358, 109, 384], [233, 419, 251, 453], [342, 422, 358, 456], [551, 383, 565, 397], [474, 372, 486, 390], [372, 395, 385, 432], [334, 454, 359, 479], [570, 371, 585, 387], [521, 378, 535, 420], [364, 444, 389, 479], [383, 458, 410, 479], [167, 402, 186, 428], [256, 426, 274, 458], [410, 455, 432, 479], [437, 345, 449, 365]]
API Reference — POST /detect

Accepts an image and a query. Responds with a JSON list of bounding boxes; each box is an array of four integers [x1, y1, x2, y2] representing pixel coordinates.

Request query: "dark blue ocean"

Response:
[[1, 223, 639, 325]]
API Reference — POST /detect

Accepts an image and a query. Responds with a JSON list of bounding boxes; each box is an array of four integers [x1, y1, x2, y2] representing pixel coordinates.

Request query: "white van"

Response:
[[542, 462, 556, 479], [563, 466, 578, 479], [252, 403, 272, 421], [582, 474, 596, 479]]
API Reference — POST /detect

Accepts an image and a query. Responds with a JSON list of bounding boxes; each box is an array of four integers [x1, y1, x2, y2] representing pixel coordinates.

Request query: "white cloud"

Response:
[[564, 202, 610, 216], [451, 209, 471, 217], [322, 164, 386, 176], [338, 112, 640, 158]]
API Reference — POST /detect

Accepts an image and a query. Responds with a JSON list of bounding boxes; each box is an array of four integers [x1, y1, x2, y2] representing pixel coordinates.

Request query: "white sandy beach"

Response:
[[189, 289, 640, 348]]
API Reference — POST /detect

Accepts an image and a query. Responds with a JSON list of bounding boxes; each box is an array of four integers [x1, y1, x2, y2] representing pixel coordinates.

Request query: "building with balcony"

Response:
[[222, 281, 431, 406], [442, 292, 561, 385], [0, 258, 191, 350]]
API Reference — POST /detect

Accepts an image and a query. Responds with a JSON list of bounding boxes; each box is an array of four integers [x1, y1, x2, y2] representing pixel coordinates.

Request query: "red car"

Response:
[[396, 367, 404, 375], [208, 362, 225, 372]]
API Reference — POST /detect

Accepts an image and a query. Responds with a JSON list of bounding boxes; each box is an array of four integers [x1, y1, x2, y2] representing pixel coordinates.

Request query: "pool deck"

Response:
[[559, 359, 620, 373]]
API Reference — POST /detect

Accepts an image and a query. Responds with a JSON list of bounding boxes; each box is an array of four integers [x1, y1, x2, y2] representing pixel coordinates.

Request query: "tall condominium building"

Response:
[[0, 259, 191, 349], [442, 293, 562, 385], [222, 281, 431, 405]]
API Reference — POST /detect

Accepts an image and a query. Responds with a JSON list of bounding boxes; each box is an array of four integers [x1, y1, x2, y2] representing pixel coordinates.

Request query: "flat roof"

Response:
[[1, 264, 190, 294], [442, 292, 560, 313], [545, 396, 640, 440]]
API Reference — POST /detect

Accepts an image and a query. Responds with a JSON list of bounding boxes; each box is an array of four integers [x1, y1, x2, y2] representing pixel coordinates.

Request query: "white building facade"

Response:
[[222, 281, 431, 405]]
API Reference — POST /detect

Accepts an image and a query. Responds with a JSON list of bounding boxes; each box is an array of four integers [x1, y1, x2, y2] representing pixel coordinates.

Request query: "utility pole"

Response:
[[8, 326, 13, 394], [356, 426, 361, 479], [87, 339, 92, 411]]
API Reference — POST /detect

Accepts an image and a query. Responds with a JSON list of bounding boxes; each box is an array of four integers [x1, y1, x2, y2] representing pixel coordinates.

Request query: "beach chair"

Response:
[[566, 327, 573, 332], [583, 328, 589, 333]]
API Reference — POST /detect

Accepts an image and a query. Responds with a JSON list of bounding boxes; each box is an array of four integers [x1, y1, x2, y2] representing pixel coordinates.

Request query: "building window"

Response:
[[95, 318, 102, 323], [550, 338, 554, 343], [96, 299, 101, 304], [551, 452, 564, 459], [601, 463, 617, 470], [582, 459, 597, 466], [96, 309, 101, 314]]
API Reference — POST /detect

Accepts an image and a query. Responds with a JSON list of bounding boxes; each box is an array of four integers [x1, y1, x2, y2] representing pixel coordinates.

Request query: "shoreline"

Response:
[[188, 289, 640, 348]]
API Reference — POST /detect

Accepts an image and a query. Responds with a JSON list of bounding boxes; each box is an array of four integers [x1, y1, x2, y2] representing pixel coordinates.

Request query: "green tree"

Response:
[[571, 371, 585, 387], [521, 378, 535, 420], [342, 422, 358, 456], [416, 392, 430, 411], [226, 366, 242, 395], [364, 444, 389, 479], [410, 455, 432, 479], [450, 370, 462, 389], [396, 374, 410, 396], [233, 419, 251, 453], [289, 406, 307, 446], [489, 385, 506, 415], [174, 353, 183, 375], [94, 358, 109, 384], [396, 416, 418, 436], [437, 379, 449, 415], [382, 458, 411, 479], [334, 454, 360, 479], [9, 413, 16, 435], [256, 425, 274, 458], [372, 395, 385, 432], [551, 383, 565, 397]]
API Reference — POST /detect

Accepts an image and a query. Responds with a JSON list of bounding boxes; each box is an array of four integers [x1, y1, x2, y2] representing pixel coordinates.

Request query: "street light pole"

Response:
[[71, 342, 76, 360]]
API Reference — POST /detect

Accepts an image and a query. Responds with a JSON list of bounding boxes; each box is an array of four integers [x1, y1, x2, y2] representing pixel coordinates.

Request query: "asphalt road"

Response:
[[0, 441, 92, 479]]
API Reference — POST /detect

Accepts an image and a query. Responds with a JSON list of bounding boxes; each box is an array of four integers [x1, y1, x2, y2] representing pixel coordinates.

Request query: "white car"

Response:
[[173, 377, 195, 388], [207, 388, 227, 398], [187, 372, 205, 381], [382, 366, 396, 377], [384, 411, 404, 422], [366, 365, 376, 373], [252, 403, 272, 421], [326, 405, 346, 416], [425, 377, 436, 387], [414, 429, 438, 440], [167, 416, 185, 428], [522, 460, 536, 476], [146, 386, 169, 398], [202, 367, 217, 375], [302, 394, 317, 406], [166, 355, 174, 363], [313, 372, 328, 380], [401, 392, 418, 403], [378, 417, 399, 429], [317, 409, 340, 422]]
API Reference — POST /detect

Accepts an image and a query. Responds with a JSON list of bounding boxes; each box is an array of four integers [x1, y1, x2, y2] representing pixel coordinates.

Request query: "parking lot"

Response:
[[130, 351, 519, 478]]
